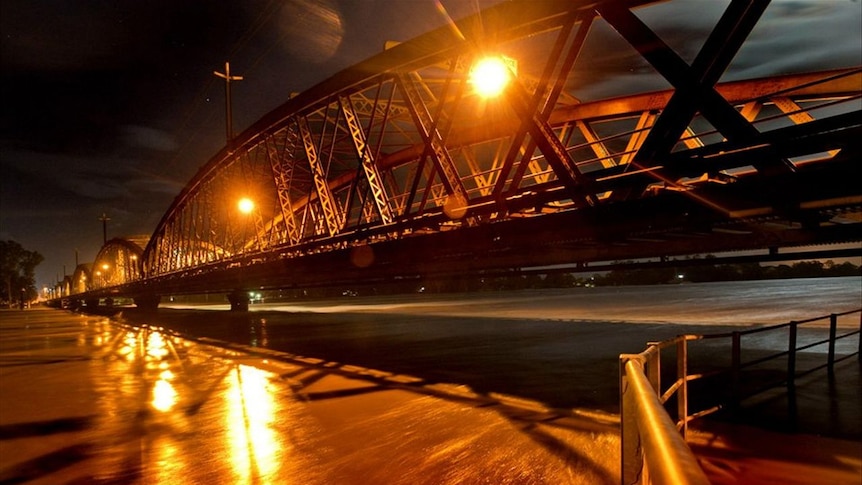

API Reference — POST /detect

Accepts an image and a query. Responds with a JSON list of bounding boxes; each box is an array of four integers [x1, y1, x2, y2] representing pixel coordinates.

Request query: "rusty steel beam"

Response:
[[395, 72, 470, 209], [596, 0, 795, 184], [266, 128, 302, 245], [339, 94, 395, 224], [297, 115, 342, 237]]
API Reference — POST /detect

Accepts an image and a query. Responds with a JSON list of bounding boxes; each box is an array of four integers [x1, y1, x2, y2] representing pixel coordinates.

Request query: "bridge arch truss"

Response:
[[142, 0, 861, 289], [90, 238, 146, 291]]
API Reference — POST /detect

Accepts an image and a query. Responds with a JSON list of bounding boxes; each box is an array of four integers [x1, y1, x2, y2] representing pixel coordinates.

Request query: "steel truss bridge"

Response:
[[58, 0, 861, 309]]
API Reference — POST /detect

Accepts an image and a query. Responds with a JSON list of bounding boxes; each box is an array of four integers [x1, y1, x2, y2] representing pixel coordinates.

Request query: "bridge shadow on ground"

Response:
[[114, 307, 749, 413], [112, 308, 631, 484], [2, 308, 623, 484]]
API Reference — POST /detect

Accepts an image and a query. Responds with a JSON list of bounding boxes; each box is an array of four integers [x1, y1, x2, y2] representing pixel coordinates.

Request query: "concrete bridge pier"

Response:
[[133, 294, 161, 311], [227, 290, 249, 312]]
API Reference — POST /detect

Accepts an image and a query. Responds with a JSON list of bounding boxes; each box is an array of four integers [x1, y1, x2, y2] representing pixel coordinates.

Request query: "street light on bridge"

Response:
[[469, 55, 516, 98], [237, 197, 255, 214]]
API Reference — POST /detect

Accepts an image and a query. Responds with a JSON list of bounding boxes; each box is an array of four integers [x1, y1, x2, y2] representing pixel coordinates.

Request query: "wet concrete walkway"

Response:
[[1, 307, 860, 484], [1, 308, 619, 484]]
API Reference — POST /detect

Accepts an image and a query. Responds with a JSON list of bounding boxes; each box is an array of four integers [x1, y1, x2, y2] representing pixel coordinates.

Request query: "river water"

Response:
[[124, 277, 861, 412]]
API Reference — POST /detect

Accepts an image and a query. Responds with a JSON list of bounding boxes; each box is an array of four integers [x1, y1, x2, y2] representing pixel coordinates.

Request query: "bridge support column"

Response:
[[85, 298, 99, 309], [227, 290, 250, 312], [133, 294, 161, 311]]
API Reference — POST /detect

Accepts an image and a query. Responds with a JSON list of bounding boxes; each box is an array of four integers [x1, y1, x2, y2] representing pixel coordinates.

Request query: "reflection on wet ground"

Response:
[[0, 309, 620, 484], [3, 277, 861, 485]]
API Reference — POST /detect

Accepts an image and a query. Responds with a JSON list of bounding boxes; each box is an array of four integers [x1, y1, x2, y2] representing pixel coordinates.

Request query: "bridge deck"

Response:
[[1, 307, 858, 484]]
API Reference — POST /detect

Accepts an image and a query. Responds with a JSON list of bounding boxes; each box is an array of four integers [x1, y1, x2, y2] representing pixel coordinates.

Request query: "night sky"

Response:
[[1, 0, 860, 287]]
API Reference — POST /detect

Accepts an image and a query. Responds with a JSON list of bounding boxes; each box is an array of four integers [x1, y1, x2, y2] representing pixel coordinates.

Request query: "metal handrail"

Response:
[[619, 308, 861, 484], [620, 355, 710, 485]]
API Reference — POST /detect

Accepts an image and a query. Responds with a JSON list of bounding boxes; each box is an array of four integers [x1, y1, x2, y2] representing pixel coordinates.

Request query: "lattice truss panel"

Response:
[[143, 0, 861, 278], [92, 239, 145, 289]]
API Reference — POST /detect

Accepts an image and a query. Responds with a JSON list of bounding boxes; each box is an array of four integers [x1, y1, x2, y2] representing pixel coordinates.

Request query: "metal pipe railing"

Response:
[[620, 353, 710, 485], [620, 308, 861, 484]]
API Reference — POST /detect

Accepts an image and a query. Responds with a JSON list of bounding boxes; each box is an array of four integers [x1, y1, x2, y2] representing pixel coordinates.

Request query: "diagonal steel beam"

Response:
[[395, 72, 470, 211], [507, 78, 598, 207], [597, 0, 795, 185], [266, 129, 302, 245], [297, 115, 342, 237], [339, 94, 394, 224], [496, 13, 594, 206]]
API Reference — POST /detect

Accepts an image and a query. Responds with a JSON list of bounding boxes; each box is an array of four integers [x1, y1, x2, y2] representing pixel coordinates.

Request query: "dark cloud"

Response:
[[121, 125, 179, 152], [572, 0, 861, 100]]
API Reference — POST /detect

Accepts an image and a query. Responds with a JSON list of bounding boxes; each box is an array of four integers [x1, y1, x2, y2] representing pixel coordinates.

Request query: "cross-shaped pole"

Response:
[[98, 213, 110, 244], [213, 62, 244, 147]]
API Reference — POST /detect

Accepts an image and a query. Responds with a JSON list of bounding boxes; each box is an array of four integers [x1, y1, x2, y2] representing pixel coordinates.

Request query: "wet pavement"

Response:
[[1, 302, 860, 484], [1, 308, 619, 484]]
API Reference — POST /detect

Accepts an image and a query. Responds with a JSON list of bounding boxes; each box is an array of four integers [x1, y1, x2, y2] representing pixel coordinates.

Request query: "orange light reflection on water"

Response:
[[152, 370, 178, 412]]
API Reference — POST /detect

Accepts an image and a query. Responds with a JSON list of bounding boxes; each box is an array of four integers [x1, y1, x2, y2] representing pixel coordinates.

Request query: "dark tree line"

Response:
[[388, 258, 860, 294], [1, 240, 43, 307], [595, 258, 860, 286]]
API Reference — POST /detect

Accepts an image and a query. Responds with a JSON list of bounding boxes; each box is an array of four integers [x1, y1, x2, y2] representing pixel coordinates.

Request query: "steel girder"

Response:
[[138, 0, 860, 287]]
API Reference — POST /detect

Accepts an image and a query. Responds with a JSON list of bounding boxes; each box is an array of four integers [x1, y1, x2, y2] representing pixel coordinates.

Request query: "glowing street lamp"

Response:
[[469, 55, 516, 98], [237, 197, 255, 214]]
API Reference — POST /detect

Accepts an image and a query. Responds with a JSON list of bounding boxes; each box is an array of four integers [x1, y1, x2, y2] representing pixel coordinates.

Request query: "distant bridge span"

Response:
[[65, 0, 861, 308]]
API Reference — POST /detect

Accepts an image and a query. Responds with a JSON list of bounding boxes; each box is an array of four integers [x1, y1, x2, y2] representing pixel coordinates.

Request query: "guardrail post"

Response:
[[646, 344, 660, 392], [787, 321, 797, 389], [731, 331, 741, 409], [827, 313, 837, 373], [677, 338, 689, 439]]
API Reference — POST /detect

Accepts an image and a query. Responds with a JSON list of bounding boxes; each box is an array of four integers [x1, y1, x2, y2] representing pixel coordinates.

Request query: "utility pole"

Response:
[[214, 62, 244, 148], [99, 213, 110, 244]]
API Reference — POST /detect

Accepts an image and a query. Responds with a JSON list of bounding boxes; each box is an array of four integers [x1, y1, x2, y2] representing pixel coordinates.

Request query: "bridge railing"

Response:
[[619, 308, 862, 485]]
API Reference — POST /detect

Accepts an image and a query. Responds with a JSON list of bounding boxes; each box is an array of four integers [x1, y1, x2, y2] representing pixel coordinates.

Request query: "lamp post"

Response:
[[99, 213, 110, 244], [214, 62, 244, 148]]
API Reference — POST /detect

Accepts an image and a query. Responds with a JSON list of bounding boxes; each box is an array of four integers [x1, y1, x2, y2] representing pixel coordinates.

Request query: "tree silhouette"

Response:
[[1, 240, 44, 307]]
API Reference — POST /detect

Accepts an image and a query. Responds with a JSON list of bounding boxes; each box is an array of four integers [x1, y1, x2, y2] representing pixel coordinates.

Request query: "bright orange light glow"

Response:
[[152, 377, 177, 412], [470, 56, 514, 98], [227, 365, 280, 479], [146, 331, 169, 359], [237, 197, 255, 214]]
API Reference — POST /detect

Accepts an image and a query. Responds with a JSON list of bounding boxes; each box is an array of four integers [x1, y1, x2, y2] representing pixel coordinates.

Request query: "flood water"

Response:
[[132, 277, 861, 412], [2, 277, 859, 484]]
